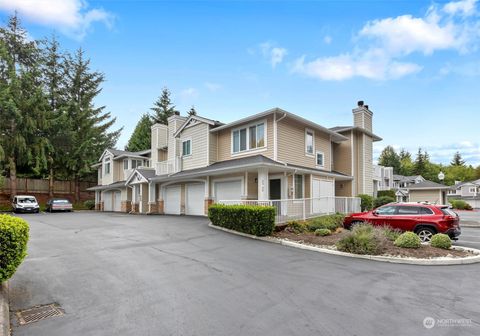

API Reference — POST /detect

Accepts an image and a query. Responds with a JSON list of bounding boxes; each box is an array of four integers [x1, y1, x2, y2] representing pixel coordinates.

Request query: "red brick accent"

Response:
[[131, 203, 139, 213], [157, 200, 164, 214], [148, 202, 158, 214], [121, 201, 131, 213], [204, 198, 214, 215], [100, 201, 104, 211], [95, 203, 101, 211]]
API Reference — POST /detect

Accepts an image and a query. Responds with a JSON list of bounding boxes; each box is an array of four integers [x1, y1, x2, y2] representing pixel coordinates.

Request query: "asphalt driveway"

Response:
[[9, 212, 480, 336]]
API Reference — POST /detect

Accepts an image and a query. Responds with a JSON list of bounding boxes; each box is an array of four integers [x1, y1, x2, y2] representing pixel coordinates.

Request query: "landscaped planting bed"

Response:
[[272, 216, 475, 259]]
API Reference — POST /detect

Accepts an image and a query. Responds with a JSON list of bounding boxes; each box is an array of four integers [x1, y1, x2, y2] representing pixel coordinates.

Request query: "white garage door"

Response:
[[186, 183, 205, 216], [215, 180, 242, 201], [113, 191, 121, 212], [103, 191, 113, 211], [164, 185, 181, 215], [312, 179, 335, 214]]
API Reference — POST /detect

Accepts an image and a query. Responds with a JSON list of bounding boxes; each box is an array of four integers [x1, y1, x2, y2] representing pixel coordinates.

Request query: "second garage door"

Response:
[[113, 191, 121, 212], [215, 180, 242, 201], [164, 185, 181, 215], [186, 183, 205, 215], [103, 191, 113, 211]]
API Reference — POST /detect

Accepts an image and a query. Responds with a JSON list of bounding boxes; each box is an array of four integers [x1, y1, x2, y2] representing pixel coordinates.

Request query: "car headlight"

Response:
[[34, 205, 39, 208], [17, 204, 23, 208]]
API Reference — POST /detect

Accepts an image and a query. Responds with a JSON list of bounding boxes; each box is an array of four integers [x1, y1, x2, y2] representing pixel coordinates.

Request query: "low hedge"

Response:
[[208, 204, 275, 236], [450, 200, 473, 210], [84, 200, 95, 210], [394, 232, 421, 248], [358, 194, 374, 211], [430, 234, 452, 249], [307, 214, 345, 232], [0, 214, 30, 283]]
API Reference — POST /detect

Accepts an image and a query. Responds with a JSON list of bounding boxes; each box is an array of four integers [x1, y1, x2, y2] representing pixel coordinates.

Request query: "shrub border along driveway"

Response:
[[208, 223, 480, 266]]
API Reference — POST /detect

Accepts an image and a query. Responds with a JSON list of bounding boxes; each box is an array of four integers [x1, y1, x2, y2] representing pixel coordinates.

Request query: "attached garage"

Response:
[[103, 191, 113, 211], [312, 179, 335, 213], [103, 190, 121, 212], [113, 191, 121, 212], [185, 183, 205, 215], [214, 180, 242, 201], [164, 185, 181, 215]]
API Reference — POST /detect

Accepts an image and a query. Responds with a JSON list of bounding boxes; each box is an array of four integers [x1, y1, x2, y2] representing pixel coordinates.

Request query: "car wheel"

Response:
[[416, 227, 436, 243]]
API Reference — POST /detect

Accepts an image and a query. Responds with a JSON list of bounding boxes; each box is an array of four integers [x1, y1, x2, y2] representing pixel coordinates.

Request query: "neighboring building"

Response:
[[392, 174, 425, 202], [405, 181, 449, 205], [372, 164, 393, 197], [448, 179, 480, 209], [89, 101, 382, 219]]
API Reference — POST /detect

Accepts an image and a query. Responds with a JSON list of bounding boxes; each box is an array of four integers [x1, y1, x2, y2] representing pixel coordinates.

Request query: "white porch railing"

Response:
[[218, 197, 361, 224], [155, 157, 182, 175]]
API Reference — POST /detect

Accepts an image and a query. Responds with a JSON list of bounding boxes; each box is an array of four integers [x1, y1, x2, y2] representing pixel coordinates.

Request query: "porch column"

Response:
[[131, 185, 139, 213], [95, 190, 100, 210], [148, 182, 158, 213], [204, 176, 213, 215], [258, 168, 269, 201]]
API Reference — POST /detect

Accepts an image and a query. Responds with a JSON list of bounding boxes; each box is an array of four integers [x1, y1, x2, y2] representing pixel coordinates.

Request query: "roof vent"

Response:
[[357, 100, 364, 107]]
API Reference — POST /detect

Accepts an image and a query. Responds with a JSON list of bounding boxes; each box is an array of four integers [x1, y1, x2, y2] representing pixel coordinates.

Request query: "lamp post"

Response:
[[438, 171, 445, 182]]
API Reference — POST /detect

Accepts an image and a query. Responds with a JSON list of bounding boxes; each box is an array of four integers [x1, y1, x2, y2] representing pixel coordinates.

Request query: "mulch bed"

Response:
[[272, 229, 474, 259]]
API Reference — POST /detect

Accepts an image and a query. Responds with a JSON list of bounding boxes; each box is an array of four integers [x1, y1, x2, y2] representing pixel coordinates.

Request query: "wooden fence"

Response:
[[1, 178, 96, 194]]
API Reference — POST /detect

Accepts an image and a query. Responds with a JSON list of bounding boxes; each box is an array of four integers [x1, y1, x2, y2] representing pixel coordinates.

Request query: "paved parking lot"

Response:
[[9, 212, 480, 336]]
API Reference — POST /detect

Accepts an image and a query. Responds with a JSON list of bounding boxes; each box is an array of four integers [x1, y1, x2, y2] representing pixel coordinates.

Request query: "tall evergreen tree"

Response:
[[451, 151, 466, 166], [187, 105, 197, 116], [150, 87, 178, 124], [125, 113, 152, 152], [40, 35, 69, 196], [0, 15, 49, 196], [63, 48, 122, 201], [378, 146, 401, 173], [413, 148, 429, 176], [398, 148, 414, 176]]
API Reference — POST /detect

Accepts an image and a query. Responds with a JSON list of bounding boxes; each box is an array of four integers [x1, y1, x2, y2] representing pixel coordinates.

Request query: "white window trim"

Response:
[[182, 138, 192, 157], [316, 151, 325, 168], [305, 128, 315, 157], [231, 119, 267, 155], [469, 187, 476, 193], [293, 174, 305, 200], [123, 159, 129, 170], [104, 156, 111, 175]]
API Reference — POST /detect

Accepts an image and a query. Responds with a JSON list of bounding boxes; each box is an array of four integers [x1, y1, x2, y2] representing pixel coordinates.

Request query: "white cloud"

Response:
[[180, 88, 199, 99], [444, 0, 477, 16], [323, 35, 332, 44], [0, 0, 114, 39], [204, 82, 222, 92], [440, 61, 480, 76], [259, 42, 287, 68], [292, 0, 480, 81]]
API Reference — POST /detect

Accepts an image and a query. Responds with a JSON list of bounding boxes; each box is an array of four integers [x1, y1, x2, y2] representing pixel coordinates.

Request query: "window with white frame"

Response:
[[104, 160, 110, 175], [182, 139, 191, 156], [232, 122, 265, 153], [131, 159, 142, 168], [305, 129, 314, 155], [123, 159, 129, 170], [469, 187, 477, 193], [316, 151, 324, 167], [294, 174, 304, 199]]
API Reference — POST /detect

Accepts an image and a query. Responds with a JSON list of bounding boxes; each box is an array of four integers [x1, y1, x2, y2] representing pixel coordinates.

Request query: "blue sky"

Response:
[[1, 0, 479, 166]]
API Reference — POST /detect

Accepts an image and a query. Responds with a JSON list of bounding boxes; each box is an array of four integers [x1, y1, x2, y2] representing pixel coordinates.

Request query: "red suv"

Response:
[[343, 203, 461, 242]]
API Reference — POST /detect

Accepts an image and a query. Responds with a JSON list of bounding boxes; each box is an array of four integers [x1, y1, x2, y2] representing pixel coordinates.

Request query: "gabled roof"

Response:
[[329, 126, 382, 142], [98, 148, 151, 162], [173, 115, 224, 138], [209, 107, 348, 143], [405, 181, 449, 190], [87, 181, 126, 191], [125, 168, 157, 184], [393, 174, 424, 183]]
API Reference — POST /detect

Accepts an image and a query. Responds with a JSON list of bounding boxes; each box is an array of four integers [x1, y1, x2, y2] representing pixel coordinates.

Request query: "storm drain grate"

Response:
[[16, 303, 64, 325]]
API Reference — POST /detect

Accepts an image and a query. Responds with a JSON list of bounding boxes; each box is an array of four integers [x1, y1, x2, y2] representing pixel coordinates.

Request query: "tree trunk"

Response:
[[9, 157, 16, 198], [49, 167, 54, 197], [75, 178, 80, 203]]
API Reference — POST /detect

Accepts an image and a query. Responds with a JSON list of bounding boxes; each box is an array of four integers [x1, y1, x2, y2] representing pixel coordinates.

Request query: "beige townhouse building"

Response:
[[89, 101, 382, 222]]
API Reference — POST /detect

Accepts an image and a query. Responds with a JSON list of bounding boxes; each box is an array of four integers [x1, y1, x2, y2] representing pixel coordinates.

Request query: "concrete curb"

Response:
[[0, 282, 9, 336], [208, 223, 480, 266]]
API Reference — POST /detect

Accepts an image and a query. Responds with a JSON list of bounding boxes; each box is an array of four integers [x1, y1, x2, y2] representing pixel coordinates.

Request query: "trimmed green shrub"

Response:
[[208, 204, 275, 236], [0, 214, 30, 283], [377, 190, 396, 199], [379, 226, 402, 242], [373, 196, 395, 209], [450, 200, 473, 210], [394, 232, 421, 248], [84, 200, 95, 210], [314, 228, 331, 236], [336, 223, 388, 255], [307, 214, 345, 232], [358, 194, 373, 211], [286, 220, 307, 233], [430, 234, 452, 249]]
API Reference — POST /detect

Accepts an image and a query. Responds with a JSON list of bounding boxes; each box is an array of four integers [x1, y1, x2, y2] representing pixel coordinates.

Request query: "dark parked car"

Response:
[[46, 199, 73, 212], [12, 195, 40, 213], [343, 203, 461, 242]]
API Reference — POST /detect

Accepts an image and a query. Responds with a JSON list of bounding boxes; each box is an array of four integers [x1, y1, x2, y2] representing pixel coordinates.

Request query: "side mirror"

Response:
[[372, 210, 378, 216]]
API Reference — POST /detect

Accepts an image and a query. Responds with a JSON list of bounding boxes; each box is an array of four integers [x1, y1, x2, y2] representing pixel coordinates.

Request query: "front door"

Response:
[[269, 179, 281, 200]]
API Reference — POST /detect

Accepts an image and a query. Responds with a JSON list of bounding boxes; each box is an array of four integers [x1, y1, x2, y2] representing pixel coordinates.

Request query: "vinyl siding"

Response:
[[363, 134, 373, 196], [180, 122, 209, 170], [409, 190, 442, 203], [335, 180, 352, 197], [332, 133, 352, 176], [277, 116, 331, 170], [209, 132, 218, 164], [216, 115, 274, 161]]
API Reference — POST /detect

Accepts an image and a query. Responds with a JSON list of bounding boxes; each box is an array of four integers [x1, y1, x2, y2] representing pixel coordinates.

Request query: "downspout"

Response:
[[274, 112, 287, 164]]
